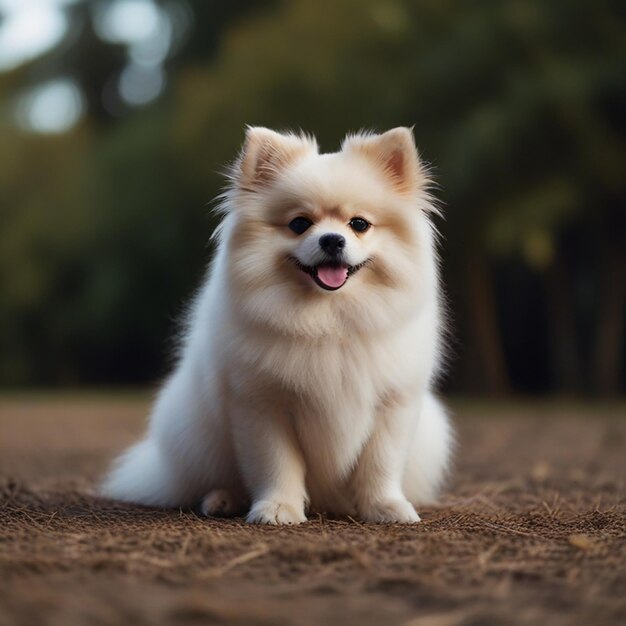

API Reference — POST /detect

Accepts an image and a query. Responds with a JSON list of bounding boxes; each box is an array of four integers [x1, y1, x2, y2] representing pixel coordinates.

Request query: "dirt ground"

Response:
[[0, 394, 624, 626]]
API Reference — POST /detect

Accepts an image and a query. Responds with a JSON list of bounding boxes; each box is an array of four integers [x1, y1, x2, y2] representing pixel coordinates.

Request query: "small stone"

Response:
[[531, 461, 550, 481], [569, 534, 593, 550]]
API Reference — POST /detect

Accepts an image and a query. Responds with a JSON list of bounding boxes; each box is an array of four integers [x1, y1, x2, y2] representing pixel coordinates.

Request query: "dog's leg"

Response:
[[199, 488, 247, 518], [231, 404, 308, 525], [402, 392, 452, 506], [351, 395, 421, 523]]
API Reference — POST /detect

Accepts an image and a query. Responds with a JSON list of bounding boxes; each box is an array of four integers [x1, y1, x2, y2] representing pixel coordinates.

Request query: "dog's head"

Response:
[[219, 127, 440, 337]]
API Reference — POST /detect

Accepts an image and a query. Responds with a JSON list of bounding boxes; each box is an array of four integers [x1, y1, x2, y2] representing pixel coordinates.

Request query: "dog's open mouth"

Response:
[[289, 258, 370, 291]]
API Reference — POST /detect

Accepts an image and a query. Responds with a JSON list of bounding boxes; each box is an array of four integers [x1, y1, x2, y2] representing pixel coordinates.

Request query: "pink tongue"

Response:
[[316, 264, 348, 289]]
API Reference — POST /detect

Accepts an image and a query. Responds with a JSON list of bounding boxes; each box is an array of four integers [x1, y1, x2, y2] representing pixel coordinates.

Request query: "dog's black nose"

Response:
[[319, 233, 346, 256]]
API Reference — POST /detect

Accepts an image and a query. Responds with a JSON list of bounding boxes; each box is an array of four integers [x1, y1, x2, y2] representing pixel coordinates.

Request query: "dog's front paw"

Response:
[[359, 498, 421, 524], [246, 500, 307, 525]]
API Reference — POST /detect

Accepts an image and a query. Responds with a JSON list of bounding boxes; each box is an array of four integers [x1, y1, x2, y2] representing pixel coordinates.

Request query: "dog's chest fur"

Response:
[[225, 317, 431, 504]]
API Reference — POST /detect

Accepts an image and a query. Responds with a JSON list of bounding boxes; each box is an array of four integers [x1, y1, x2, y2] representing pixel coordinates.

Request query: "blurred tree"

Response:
[[0, 0, 623, 394], [169, 0, 625, 394], [0, 0, 270, 383]]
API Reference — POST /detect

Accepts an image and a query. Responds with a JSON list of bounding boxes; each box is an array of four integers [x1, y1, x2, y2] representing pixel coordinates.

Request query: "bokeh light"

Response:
[[0, 0, 74, 71], [14, 77, 84, 133], [118, 62, 165, 106]]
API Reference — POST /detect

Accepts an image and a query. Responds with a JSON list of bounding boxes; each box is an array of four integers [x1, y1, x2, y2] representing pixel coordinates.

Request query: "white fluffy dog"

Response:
[[102, 126, 452, 524]]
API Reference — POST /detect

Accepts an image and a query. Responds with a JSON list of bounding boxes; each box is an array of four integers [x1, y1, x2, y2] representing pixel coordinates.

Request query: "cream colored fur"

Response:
[[102, 126, 453, 524]]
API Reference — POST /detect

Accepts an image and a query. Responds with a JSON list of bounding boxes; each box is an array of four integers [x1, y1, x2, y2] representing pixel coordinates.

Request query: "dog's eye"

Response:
[[288, 216, 313, 235], [349, 217, 370, 233]]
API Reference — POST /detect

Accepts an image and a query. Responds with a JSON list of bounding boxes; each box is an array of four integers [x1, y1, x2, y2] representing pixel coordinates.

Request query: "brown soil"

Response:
[[0, 395, 624, 626]]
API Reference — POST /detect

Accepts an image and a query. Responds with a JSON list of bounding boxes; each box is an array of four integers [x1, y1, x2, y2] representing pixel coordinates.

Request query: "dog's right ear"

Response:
[[342, 127, 426, 196], [236, 127, 317, 190]]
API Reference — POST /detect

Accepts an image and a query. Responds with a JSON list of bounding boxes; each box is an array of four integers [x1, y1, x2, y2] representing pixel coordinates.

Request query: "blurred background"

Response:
[[0, 0, 624, 397]]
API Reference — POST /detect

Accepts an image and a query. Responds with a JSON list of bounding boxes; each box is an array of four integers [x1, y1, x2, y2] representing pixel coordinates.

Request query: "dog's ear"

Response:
[[236, 127, 317, 189], [342, 127, 425, 195]]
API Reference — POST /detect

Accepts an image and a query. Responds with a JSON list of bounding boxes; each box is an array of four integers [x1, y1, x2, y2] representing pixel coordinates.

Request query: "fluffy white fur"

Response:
[[102, 126, 453, 524]]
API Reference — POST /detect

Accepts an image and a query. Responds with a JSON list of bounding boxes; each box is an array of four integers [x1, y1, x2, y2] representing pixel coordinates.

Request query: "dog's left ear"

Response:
[[236, 127, 317, 189], [342, 127, 426, 195]]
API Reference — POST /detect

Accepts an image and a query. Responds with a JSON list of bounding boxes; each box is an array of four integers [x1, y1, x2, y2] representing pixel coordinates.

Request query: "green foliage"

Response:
[[0, 0, 624, 391]]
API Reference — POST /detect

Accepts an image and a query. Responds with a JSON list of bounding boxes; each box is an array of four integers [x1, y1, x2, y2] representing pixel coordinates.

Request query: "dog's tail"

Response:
[[101, 438, 180, 507], [403, 392, 454, 506]]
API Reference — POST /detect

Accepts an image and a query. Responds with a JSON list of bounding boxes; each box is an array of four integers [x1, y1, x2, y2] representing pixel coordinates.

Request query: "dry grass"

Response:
[[0, 395, 624, 625]]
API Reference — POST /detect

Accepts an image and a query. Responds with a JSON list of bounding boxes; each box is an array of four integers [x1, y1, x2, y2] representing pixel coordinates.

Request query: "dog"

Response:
[[102, 126, 452, 524]]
